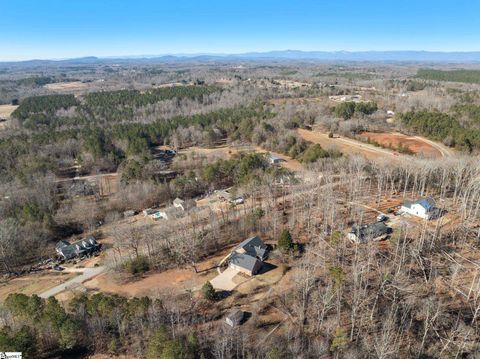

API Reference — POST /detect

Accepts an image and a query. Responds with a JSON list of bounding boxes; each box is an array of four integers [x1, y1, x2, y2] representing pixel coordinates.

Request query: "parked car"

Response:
[[377, 214, 388, 222], [231, 197, 245, 205]]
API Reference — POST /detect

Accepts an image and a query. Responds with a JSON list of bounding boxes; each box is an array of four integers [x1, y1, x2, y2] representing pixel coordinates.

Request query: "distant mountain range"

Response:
[[3, 51, 480, 65]]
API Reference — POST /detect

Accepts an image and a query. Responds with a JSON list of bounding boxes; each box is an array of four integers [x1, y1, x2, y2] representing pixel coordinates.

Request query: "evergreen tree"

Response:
[[278, 229, 293, 252], [201, 281, 216, 301]]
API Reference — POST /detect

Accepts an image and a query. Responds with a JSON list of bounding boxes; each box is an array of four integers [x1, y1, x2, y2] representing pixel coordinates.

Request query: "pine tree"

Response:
[[201, 281, 216, 301], [278, 229, 293, 252]]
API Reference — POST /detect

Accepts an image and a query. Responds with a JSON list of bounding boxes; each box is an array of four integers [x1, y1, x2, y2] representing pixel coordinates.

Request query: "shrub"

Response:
[[124, 255, 150, 274], [201, 281, 217, 301]]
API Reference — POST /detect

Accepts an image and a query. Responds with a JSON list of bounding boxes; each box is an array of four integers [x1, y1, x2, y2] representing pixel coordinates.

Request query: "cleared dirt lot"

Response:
[[0, 104, 18, 118], [44, 81, 89, 91], [358, 132, 453, 158], [297, 128, 400, 160], [298, 128, 454, 161], [0, 104, 18, 130], [0, 272, 77, 301], [83, 250, 227, 297]]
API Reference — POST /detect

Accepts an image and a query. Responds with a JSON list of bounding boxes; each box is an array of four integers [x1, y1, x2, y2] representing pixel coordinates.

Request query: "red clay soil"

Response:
[[358, 132, 441, 158]]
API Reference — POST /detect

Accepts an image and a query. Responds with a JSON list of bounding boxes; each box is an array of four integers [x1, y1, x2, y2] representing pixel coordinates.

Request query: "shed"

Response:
[[225, 309, 244, 327], [268, 153, 283, 165]]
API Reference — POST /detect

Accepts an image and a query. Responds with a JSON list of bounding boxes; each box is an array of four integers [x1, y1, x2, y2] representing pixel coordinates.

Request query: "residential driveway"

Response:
[[210, 267, 239, 291], [39, 266, 107, 298]]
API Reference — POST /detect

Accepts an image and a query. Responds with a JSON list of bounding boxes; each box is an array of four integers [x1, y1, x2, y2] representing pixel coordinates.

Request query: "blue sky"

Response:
[[0, 0, 478, 60]]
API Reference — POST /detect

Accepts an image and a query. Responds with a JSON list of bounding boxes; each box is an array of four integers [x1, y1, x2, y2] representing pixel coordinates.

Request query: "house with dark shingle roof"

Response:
[[400, 197, 439, 219], [347, 222, 392, 243], [56, 236, 101, 260], [228, 236, 268, 276]]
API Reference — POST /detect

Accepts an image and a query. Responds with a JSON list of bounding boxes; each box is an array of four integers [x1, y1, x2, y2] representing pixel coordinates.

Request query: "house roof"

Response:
[[236, 236, 268, 259], [403, 197, 435, 210], [226, 309, 244, 324], [229, 252, 262, 272], [269, 154, 282, 162], [56, 237, 101, 258], [351, 222, 391, 242]]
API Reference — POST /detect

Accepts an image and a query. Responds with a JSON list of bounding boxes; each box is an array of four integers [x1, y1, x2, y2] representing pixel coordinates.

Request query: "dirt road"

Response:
[[39, 266, 107, 298], [411, 136, 455, 158]]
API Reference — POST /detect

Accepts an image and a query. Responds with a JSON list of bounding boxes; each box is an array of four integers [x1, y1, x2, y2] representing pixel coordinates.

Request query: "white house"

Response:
[[400, 198, 437, 220]]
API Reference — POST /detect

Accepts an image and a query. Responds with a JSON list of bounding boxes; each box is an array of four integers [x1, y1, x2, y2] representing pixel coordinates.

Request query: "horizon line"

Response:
[[3, 49, 480, 63]]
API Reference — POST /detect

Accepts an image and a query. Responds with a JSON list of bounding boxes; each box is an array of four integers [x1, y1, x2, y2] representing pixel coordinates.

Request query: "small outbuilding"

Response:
[[225, 309, 244, 327], [268, 153, 283, 165]]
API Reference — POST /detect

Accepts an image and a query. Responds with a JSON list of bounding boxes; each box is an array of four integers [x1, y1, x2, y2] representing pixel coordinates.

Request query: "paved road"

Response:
[[39, 266, 107, 298]]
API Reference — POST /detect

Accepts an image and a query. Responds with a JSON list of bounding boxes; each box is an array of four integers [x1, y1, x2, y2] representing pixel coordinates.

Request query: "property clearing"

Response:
[[0, 272, 77, 301], [297, 128, 454, 161], [358, 132, 454, 158], [44, 81, 89, 91], [83, 250, 228, 297], [175, 144, 303, 172], [0, 104, 18, 130], [297, 128, 402, 161], [0, 104, 18, 118]]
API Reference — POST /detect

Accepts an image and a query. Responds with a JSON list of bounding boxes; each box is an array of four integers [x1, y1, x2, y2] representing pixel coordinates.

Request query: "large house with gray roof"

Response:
[[56, 236, 101, 260], [228, 236, 268, 276]]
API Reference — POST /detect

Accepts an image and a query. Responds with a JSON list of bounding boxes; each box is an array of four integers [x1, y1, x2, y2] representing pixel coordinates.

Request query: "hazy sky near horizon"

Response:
[[0, 0, 479, 61]]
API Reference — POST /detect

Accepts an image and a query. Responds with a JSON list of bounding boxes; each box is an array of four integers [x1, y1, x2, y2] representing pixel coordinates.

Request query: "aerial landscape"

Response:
[[1, 1, 480, 358]]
